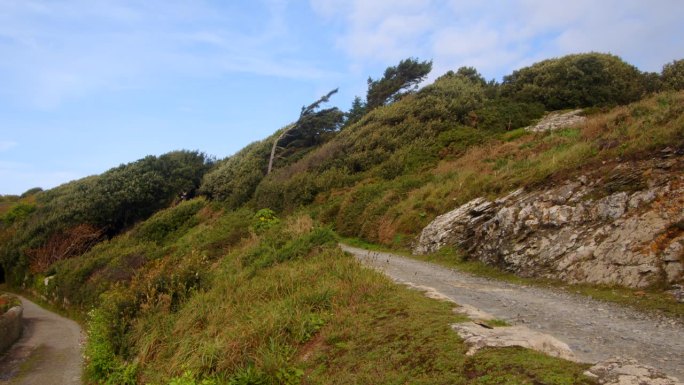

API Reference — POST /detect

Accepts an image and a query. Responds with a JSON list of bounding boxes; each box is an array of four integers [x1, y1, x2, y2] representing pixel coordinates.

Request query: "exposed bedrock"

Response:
[[415, 152, 684, 289]]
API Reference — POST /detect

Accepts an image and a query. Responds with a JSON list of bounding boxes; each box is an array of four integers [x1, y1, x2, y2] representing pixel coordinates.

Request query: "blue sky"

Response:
[[1, 0, 683, 195]]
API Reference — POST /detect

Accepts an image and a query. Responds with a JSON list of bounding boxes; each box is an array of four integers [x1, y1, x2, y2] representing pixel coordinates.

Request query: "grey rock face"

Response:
[[585, 358, 682, 385], [526, 109, 587, 133], [415, 157, 684, 289]]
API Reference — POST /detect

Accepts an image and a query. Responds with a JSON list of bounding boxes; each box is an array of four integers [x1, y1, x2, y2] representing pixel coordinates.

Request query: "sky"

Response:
[[1, 0, 683, 195]]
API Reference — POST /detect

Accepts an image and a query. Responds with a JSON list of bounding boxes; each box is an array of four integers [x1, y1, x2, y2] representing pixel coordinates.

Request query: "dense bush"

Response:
[[501, 53, 647, 109], [662, 59, 684, 91], [27, 223, 104, 273], [0, 150, 212, 285], [199, 139, 272, 207], [416, 70, 487, 123], [133, 199, 206, 244], [1, 202, 36, 225], [34, 150, 212, 236], [471, 98, 546, 131]]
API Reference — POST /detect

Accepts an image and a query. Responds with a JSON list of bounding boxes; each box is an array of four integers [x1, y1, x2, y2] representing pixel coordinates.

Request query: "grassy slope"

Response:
[[64, 204, 593, 384], [254, 91, 684, 251]]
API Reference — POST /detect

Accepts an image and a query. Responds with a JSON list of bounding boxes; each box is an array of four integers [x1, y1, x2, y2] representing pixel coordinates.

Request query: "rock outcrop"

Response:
[[585, 358, 682, 385], [415, 153, 684, 289], [453, 322, 579, 361], [526, 109, 587, 132]]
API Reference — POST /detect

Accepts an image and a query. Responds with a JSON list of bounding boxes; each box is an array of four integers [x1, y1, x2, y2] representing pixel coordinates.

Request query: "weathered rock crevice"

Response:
[[415, 153, 684, 289]]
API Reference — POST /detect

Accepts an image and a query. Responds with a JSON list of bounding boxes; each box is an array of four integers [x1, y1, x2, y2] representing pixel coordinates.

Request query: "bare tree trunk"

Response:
[[267, 124, 295, 175], [267, 88, 338, 175]]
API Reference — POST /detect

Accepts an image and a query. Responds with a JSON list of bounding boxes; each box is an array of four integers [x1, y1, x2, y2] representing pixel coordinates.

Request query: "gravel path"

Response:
[[341, 244, 684, 380], [0, 296, 83, 385]]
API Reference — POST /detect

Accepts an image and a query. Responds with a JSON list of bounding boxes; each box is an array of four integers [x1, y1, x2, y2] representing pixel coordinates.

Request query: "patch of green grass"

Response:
[[500, 127, 530, 142], [465, 347, 594, 385], [482, 319, 511, 327]]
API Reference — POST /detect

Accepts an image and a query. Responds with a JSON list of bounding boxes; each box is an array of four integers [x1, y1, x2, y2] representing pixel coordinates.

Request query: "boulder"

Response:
[[584, 357, 682, 385], [452, 322, 579, 362]]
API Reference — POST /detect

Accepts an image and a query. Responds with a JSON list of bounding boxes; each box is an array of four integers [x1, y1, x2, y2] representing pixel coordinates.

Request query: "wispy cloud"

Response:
[[310, 0, 684, 80], [0, 0, 337, 109]]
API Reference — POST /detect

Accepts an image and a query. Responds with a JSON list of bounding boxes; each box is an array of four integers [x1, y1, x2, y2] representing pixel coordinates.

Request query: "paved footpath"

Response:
[[0, 295, 82, 385], [341, 244, 684, 381]]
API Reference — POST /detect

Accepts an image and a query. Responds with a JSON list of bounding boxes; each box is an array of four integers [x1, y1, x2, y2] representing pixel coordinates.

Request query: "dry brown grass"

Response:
[[27, 224, 104, 273], [284, 213, 314, 236]]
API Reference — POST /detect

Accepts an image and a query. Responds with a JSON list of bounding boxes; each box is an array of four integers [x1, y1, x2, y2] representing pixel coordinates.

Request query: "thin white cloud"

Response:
[[0, 1, 338, 109], [310, 0, 684, 80], [312, 0, 436, 63]]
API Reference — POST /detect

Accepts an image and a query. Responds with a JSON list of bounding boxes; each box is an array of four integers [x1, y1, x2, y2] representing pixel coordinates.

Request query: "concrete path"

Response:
[[0, 296, 83, 385], [341, 244, 684, 381]]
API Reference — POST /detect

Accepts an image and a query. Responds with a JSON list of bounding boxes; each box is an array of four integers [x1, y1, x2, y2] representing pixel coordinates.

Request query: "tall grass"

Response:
[[72, 207, 594, 384]]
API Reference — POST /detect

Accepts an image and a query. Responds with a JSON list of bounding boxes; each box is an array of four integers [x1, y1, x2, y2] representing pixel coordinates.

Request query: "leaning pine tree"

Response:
[[267, 88, 341, 174]]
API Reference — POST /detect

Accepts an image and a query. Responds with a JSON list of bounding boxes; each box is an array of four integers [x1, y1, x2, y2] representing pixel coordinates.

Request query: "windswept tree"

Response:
[[344, 96, 367, 126], [268, 89, 343, 174], [366, 58, 433, 110]]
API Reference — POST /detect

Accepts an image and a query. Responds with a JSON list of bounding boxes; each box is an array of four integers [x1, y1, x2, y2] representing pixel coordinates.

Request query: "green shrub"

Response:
[[0, 151, 212, 286], [436, 125, 489, 155], [199, 139, 272, 207], [502, 52, 647, 109], [1, 202, 36, 225], [134, 199, 206, 244], [417, 70, 486, 123], [84, 308, 138, 385], [472, 99, 545, 131], [242, 226, 337, 269], [662, 59, 684, 91], [168, 370, 217, 385], [227, 366, 268, 385], [253, 208, 280, 233]]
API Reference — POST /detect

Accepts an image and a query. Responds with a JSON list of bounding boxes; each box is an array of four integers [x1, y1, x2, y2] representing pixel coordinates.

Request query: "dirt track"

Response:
[[0, 296, 82, 385], [341, 244, 684, 380]]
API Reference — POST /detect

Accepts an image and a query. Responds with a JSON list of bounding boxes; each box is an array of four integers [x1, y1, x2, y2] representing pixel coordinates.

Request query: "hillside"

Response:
[[1, 53, 683, 384]]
